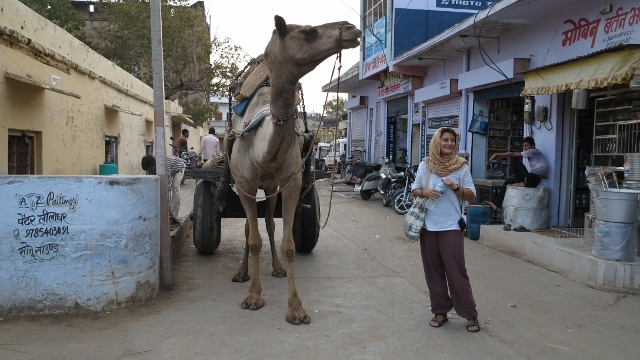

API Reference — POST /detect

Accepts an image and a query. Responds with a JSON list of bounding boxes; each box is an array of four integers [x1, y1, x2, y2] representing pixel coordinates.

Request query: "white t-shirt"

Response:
[[411, 162, 476, 231]]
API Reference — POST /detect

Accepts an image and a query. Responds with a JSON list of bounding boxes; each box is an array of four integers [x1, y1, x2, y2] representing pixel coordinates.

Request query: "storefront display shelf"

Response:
[[592, 91, 640, 167]]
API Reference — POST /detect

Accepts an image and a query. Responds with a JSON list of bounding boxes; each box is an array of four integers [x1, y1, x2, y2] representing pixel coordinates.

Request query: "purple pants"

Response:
[[419, 229, 478, 319]]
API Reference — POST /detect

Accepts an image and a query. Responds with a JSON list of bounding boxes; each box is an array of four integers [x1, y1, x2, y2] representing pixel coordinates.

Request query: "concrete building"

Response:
[[0, 0, 201, 176], [325, 0, 640, 228]]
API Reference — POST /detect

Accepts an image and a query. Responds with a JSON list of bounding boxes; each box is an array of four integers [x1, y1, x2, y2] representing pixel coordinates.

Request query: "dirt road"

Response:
[[1, 179, 638, 359]]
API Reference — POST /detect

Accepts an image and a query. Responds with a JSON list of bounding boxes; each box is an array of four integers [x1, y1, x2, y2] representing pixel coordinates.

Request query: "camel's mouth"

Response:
[[341, 29, 363, 49], [341, 37, 361, 49]]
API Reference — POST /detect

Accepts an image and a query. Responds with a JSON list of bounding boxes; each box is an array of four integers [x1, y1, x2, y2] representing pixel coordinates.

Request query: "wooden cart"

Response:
[[185, 158, 320, 255]]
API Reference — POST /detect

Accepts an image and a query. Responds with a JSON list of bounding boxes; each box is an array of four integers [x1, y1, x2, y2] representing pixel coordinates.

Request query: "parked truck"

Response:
[[324, 138, 348, 173]]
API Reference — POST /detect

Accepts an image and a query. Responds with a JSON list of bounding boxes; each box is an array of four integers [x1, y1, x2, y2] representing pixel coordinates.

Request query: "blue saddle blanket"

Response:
[[232, 81, 270, 117]]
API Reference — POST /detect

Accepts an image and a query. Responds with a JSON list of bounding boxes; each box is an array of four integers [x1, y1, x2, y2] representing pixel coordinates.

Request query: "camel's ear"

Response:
[[274, 15, 288, 38]]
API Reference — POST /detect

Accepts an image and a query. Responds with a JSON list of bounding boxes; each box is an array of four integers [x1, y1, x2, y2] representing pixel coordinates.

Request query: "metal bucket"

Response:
[[622, 180, 640, 190], [593, 189, 640, 223]]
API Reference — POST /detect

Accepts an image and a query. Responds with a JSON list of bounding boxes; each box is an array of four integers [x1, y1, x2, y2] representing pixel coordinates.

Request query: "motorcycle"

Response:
[[170, 136, 201, 171], [341, 155, 359, 185], [391, 165, 417, 215], [351, 157, 396, 200], [379, 169, 404, 207]]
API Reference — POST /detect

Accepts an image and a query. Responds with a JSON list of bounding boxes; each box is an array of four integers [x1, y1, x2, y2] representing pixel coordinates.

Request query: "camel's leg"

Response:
[[231, 220, 250, 282], [264, 186, 286, 278], [280, 180, 310, 325], [236, 189, 265, 310]]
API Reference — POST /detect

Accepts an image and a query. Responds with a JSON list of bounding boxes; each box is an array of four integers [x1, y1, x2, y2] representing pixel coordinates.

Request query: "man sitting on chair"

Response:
[[485, 136, 548, 211]]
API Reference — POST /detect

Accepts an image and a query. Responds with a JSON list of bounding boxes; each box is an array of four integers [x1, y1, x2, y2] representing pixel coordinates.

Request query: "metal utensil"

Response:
[[600, 167, 608, 190], [612, 172, 620, 190]]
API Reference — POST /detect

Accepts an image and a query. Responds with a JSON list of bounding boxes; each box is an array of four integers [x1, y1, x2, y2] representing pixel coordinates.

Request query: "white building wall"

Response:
[[0, 176, 160, 314]]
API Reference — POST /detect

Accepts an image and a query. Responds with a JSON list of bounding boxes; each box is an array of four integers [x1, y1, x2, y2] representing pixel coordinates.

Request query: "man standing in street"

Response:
[[175, 128, 189, 156], [198, 127, 221, 163], [141, 154, 185, 223]]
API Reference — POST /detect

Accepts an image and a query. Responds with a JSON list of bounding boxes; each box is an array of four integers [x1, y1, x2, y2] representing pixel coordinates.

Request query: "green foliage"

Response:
[[19, 0, 86, 33], [323, 96, 346, 116], [82, 0, 248, 126]]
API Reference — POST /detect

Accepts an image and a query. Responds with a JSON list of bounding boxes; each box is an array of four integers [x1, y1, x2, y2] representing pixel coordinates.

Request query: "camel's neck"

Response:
[[269, 76, 298, 123], [251, 76, 301, 166]]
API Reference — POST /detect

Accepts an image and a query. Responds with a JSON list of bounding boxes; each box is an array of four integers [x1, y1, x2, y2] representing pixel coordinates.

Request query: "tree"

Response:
[[19, 0, 86, 33], [323, 96, 345, 116], [83, 0, 248, 126]]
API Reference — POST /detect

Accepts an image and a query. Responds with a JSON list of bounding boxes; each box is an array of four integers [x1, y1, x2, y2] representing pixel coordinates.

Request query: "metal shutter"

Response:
[[426, 97, 460, 118], [387, 96, 408, 117], [351, 108, 366, 141]]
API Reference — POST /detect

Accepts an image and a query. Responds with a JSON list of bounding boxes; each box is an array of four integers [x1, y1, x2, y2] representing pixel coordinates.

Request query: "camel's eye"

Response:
[[301, 28, 318, 42]]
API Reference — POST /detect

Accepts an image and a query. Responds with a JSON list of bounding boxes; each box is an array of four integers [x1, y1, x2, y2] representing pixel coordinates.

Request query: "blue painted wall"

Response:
[[393, 9, 472, 57]]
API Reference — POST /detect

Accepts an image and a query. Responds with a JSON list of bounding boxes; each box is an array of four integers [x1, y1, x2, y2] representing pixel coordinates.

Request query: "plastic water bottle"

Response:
[[425, 182, 447, 210]]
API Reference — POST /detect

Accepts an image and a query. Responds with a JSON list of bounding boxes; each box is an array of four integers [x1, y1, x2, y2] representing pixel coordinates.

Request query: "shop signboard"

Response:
[[377, 78, 422, 100], [363, 52, 387, 79], [420, 116, 427, 159], [362, 16, 387, 78], [365, 17, 386, 59], [553, 2, 640, 57], [387, 120, 396, 165], [393, 0, 495, 56]]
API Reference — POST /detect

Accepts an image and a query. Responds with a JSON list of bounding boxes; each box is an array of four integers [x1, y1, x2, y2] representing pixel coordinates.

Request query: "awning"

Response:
[[522, 47, 640, 95]]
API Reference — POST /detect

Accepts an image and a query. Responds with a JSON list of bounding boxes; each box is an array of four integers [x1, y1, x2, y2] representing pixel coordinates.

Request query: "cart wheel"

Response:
[[293, 186, 320, 253], [193, 181, 221, 254]]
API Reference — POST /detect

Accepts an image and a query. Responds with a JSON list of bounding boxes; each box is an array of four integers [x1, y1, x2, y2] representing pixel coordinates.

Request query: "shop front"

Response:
[[522, 45, 640, 229], [377, 76, 422, 170], [469, 81, 526, 181], [413, 79, 461, 163]]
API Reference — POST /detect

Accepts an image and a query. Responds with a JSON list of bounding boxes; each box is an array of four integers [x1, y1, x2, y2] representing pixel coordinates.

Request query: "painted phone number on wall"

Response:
[[23, 226, 69, 238]]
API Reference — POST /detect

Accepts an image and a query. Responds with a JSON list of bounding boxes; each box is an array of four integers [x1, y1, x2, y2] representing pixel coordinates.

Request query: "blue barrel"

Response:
[[467, 204, 492, 240], [99, 162, 118, 175]]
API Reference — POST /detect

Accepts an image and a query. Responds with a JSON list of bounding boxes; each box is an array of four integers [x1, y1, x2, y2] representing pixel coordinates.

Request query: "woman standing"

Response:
[[411, 127, 480, 333]]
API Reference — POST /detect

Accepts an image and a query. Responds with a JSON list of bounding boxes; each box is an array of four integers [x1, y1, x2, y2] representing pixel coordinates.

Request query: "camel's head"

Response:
[[264, 15, 363, 79]]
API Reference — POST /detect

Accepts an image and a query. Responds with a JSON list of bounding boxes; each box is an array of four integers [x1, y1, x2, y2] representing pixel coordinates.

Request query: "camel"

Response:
[[227, 15, 362, 325]]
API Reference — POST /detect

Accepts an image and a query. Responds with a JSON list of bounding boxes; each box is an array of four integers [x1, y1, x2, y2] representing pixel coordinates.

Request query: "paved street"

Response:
[[1, 178, 639, 359]]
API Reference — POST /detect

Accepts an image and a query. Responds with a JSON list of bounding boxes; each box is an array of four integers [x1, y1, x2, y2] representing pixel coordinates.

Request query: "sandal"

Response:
[[466, 318, 480, 333], [503, 224, 512, 231], [514, 225, 529, 232], [429, 313, 448, 328]]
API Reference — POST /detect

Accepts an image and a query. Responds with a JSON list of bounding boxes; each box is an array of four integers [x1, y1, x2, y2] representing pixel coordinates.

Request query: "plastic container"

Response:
[[592, 189, 640, 223], [502, 186, 550, 209], [99, 162, 118, 175], [592, 220, 637, 262], [503, 206, 551, 230], [467, 204, 492, 240], [425, 182, 446, 210]]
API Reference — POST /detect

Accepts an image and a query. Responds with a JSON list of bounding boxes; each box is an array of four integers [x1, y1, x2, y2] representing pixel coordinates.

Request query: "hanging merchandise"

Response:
[[468, 113, 488, 134]]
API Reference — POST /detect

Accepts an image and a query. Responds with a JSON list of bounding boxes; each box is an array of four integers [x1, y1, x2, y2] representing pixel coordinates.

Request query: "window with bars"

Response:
[[364, 0, 386, 29], [104, 136, 118, 163], [8, 133, 35, 175]]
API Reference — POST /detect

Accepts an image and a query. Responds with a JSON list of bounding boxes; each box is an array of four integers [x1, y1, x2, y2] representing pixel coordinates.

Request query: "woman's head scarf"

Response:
[[423, 127, 467, 177]]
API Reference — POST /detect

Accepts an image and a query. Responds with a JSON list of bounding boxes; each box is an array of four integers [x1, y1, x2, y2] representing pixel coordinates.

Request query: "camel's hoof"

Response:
[[286, 311, 311, 325], [241, 296, 264, 310], [232, 273, 250, 283], [271, 268, 287, 278]]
